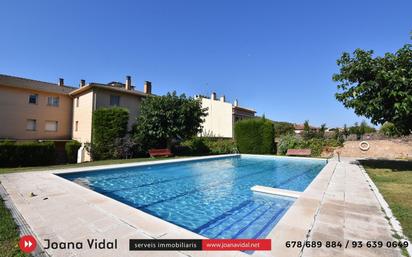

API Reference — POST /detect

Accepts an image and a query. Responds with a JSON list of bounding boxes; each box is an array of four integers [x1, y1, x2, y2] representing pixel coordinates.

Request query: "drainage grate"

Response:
[[0, 182, 49, 257]]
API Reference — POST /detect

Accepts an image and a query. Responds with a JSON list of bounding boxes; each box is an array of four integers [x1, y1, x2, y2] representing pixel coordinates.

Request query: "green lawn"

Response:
[[0, 199, 26, 257], [0, 156, 187, 174], [361, 160, 412, 241]]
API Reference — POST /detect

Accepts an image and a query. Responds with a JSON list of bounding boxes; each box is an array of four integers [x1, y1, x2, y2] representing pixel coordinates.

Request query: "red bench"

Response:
[[286, 149, 312, 157], [148, 148, 173, 158]]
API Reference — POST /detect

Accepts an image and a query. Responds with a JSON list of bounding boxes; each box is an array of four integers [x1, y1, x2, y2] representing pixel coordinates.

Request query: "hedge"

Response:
[[65, 140, 81, 163], [234, 118, 275, 154], [92, 107, 129, 160], [0, 141, 55, 167]]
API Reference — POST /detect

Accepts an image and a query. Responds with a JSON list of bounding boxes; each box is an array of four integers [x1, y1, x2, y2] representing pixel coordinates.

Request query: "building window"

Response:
[[45, 121, 58, 132], [26, 119, 37, 131], [75, 121, 79, 131], [110, 95, 120, 106], [47, 96, 60, 107], [76, 97, 79, 107], [28, 94, 38, 104]]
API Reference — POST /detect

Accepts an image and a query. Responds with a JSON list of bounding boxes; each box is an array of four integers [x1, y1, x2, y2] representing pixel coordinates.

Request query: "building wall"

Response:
[[200, 98, 233, 138], [94, 88, 142, 130], [0, 85, 72, 140], [72, 90, 94, 144]]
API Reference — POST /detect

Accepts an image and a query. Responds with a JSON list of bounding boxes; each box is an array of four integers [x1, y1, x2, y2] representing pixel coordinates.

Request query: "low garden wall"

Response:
[[335, 139, 412, 160]]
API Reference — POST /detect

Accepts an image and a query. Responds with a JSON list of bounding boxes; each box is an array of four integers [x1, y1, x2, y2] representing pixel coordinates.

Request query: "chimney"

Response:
[[211, 92, 216, 100], [144, 81, 152, 94], [58, 78, 64, 86], [80, 79, 85, 87], [125, 76, 132, 90], [220, 95, 226, 102], [234, 99, 239, 107]]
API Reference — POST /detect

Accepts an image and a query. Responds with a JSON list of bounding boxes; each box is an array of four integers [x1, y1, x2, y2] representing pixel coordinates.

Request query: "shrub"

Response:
[[114, 135, 145, 159], [0, 141, 55, 167], [300, 138, 324, 157], [65, 140, 81, 163], [174, 137, 237, 156], [380, 122, 400, 137], [92, 107, 129, 160], [277, 134, 302, 155], [204, 138, 237, 154], [234, 118, 275, 154], [272, 121, 295, 138], [278, 134, 343, 157], [178, 137, 210, 155]]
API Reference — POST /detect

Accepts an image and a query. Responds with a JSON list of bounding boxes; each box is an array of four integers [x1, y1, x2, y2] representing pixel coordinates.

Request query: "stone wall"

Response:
[[335, 139, 412, 160]]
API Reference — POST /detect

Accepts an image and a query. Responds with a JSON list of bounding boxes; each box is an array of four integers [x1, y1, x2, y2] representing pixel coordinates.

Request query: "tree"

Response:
[[303, 120, 310, 133], [348, 121, 375, 140], [332, 39, 412, 135], [302, 120, 317, 140], [272, 121, 295, 138], [343, 124, 349, 139], [134, 92, 207, 149], [319, 123, 327, 138]]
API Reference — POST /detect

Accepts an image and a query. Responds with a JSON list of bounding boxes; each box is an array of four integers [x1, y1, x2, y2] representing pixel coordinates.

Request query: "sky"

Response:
[[0, 0, 411, 128]]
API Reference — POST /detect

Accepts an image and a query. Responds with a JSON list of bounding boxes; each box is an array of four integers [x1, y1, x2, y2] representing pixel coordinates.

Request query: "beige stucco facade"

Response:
[[199, 94, 256, 138], [70, 84, 146, 145], [94, 88, 142, 130], [200, 97, 234, 138], [71, 90, 94, 144], [0, 84, 73, 140]]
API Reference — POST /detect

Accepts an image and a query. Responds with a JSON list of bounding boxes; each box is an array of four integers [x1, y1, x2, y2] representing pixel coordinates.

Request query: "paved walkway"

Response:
[[302, 158, 400, 257]]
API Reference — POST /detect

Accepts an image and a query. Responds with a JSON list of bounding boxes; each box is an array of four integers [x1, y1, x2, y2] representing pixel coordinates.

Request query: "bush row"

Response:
[[0, 140, 82, 167], [277, 134, 343, 157], [174, 137, 237, 156], [0, 141, 56, 167]]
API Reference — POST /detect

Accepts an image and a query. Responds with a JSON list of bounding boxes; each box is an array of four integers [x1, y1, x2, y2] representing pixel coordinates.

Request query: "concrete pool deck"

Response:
[[0, 155, 403, 257]]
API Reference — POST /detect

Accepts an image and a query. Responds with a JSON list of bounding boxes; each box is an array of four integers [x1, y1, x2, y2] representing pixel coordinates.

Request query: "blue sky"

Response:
[[1, 0, 411, 127]]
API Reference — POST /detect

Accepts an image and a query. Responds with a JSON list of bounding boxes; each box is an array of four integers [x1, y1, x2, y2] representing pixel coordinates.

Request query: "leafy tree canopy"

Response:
[[333, 40, 412, 135], [134, 92, 207, 148], [272, 121, 295, 137]]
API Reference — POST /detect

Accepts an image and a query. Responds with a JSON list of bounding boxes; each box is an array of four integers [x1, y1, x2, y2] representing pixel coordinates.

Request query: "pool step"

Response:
[[197, 198, 292, 239], [251, 185, 301, 198]]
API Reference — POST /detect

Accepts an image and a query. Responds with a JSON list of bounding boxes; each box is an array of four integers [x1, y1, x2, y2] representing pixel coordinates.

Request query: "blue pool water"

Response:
[[60, 155, 325, 239]]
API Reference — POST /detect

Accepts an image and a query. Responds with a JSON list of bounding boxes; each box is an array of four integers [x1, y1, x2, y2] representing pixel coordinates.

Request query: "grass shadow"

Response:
[[359, 159, 412, 172]]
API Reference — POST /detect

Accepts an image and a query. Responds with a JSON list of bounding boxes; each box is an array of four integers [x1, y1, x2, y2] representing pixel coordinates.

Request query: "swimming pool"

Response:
[[60, 155, 326, 240]]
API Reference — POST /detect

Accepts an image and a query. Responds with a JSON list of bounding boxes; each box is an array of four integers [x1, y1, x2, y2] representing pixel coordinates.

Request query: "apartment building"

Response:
[[70, 77, 151, 146], [197, 92, 255, 138], [0, 74, 256, 161], [0, 75, 75, 140], [0, 74, 152, 161]]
